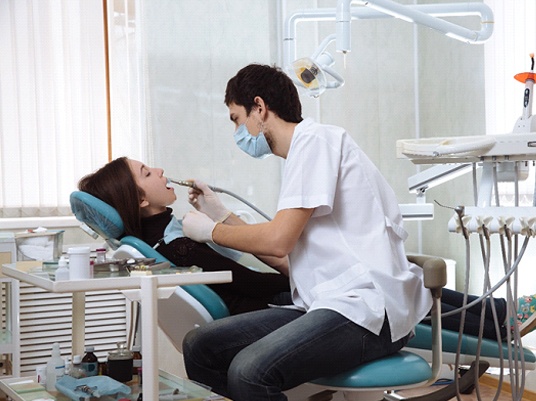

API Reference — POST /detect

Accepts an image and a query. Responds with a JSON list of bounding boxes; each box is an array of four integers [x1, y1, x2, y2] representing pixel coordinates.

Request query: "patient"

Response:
[[422, 288, 508, 341], [424, 288, 536, 341], [78, 157, 525, 338], [77, 157, 290, 315]]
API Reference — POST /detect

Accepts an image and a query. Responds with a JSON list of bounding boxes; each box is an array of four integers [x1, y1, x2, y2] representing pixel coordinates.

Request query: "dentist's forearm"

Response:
[[217, 213, 289, 275], [212, 221, 288, 258], [211, 207, 313, 261]]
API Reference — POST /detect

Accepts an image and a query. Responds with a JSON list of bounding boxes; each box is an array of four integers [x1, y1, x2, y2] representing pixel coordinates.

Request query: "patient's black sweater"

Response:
[[140, 208, 290, 315]]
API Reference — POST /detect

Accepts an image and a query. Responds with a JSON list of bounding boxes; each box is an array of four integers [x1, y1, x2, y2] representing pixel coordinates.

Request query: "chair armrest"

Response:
[[407, 254, 446, 385], [407, 254, 447, 297]]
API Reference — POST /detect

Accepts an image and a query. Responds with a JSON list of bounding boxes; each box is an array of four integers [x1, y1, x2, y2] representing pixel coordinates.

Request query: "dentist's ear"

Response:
[[253, 96, 266, 114]]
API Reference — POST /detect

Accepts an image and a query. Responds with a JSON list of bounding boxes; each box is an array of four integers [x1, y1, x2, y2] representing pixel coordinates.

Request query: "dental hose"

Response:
[[168, 179, 273, 221]]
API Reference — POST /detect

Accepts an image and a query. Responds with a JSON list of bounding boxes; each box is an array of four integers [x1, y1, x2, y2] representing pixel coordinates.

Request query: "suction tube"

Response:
[[168, 179, 272, 221]]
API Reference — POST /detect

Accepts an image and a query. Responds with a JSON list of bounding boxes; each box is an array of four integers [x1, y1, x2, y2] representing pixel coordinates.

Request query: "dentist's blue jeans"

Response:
[[182, 307, 410, 401]]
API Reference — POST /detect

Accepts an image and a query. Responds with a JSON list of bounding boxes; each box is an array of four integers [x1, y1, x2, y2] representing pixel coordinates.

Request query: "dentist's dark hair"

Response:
[[78, 157, 145, 238], [224, 64, 303, 123]]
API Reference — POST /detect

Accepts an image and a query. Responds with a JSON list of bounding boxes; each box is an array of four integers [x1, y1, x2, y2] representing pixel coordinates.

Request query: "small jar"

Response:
[[68, 246, 91, 280], [131, 345, 142, 377], [95, 248, 107, 264], [70, 355, 86, 378], [107, 341, 133, 382], [98, 357, 108, 376], [82, 346, 98, 377]]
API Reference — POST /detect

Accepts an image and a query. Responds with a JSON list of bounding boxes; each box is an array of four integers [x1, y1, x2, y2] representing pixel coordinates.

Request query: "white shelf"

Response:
[[1, 262, 231, 293], [1, 262, 231, 400]]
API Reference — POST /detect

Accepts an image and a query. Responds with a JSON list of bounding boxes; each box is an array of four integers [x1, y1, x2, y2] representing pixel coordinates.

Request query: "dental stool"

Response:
[[292, 255, 449, 401]]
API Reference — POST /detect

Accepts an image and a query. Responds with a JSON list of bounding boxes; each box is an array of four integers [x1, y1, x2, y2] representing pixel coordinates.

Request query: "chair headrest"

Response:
[[70, 191, 125, 240]]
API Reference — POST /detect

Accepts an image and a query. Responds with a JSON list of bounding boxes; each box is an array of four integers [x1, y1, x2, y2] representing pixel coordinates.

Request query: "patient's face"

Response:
[[128, 159, 177, 215]]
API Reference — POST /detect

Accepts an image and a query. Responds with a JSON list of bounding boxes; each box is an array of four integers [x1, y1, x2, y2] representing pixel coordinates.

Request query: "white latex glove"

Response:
[[188, 179, 230, 222], [182, 210, 217, 243]]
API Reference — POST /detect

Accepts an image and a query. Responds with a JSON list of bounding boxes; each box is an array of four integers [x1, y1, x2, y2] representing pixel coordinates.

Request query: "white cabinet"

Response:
[[1, 262, 231, 400], [18, 284, 128, 375]]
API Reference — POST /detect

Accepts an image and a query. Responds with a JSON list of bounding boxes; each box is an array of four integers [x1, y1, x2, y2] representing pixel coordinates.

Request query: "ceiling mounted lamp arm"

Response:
[[356, 0, 494, 44], [283, 8, 339, 73], [283, 1, 494, 97], [283, 1, 494, 65]]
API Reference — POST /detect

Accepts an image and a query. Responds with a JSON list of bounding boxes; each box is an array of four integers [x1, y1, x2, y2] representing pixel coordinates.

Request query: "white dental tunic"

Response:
[[277, 118, 433, 342]]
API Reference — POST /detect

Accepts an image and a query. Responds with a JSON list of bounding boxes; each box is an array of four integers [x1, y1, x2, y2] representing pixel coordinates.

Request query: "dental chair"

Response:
[[70, 191, 229, 353], [70, 191, 535, 401]]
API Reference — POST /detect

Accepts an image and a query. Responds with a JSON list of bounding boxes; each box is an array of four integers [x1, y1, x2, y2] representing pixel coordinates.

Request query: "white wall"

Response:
[[143, 1, 282, 222]]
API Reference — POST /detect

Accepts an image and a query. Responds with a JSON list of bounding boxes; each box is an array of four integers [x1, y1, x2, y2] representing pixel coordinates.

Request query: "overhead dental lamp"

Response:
[[284, 0, 494, 97], [286, 35, 345, 97]]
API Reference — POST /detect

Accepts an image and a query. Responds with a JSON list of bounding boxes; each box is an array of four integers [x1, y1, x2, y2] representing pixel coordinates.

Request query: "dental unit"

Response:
[[397, 55, 536, 401], [284, 1, 494, 97]]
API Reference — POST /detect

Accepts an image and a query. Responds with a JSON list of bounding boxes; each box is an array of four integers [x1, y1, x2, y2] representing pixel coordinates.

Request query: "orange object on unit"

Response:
[[515, 53, 535, 83], [514, 72, 536, 83]]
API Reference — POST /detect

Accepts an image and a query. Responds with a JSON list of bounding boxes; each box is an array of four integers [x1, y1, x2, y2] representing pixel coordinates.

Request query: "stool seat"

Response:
[[311, 351, 431, 389]]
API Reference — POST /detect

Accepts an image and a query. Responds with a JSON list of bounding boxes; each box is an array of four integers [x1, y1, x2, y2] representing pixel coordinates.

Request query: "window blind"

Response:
[[484, 1, 536, 205], [484, 0, 536, 136], [0, 0, 109, 218]]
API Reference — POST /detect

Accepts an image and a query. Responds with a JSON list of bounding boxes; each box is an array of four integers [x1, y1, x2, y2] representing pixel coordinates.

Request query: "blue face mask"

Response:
[[233, 120, 272, 159]]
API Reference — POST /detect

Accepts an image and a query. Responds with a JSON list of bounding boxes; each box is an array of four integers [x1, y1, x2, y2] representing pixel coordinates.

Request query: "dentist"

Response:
[[181, 63, 432, 401]]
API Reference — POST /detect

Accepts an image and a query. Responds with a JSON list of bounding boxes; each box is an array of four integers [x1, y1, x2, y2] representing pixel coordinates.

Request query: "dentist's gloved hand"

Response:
[[188, 179, 230, 222], [182, 210, 217, 243]]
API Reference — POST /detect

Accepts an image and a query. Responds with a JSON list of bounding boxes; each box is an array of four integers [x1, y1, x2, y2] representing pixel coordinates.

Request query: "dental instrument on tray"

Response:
[[167, 178, 272, 221]]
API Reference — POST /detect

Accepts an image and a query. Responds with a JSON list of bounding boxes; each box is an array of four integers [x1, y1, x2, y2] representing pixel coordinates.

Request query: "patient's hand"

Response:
[[188, 179, 230, 222]]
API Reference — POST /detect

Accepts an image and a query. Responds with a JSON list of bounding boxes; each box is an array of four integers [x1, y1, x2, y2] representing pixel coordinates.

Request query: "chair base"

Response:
[[297, 359, 488, 401], [383, 360, 489, 401]]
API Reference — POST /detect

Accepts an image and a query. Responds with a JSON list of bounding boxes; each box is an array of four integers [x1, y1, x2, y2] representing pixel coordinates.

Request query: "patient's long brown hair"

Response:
[[78, 157, 145, 238]]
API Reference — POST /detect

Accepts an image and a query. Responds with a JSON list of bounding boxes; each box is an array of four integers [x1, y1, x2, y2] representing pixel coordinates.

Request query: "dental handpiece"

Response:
[[167, 178, 272, 221], [168, 178, 222, 193]]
